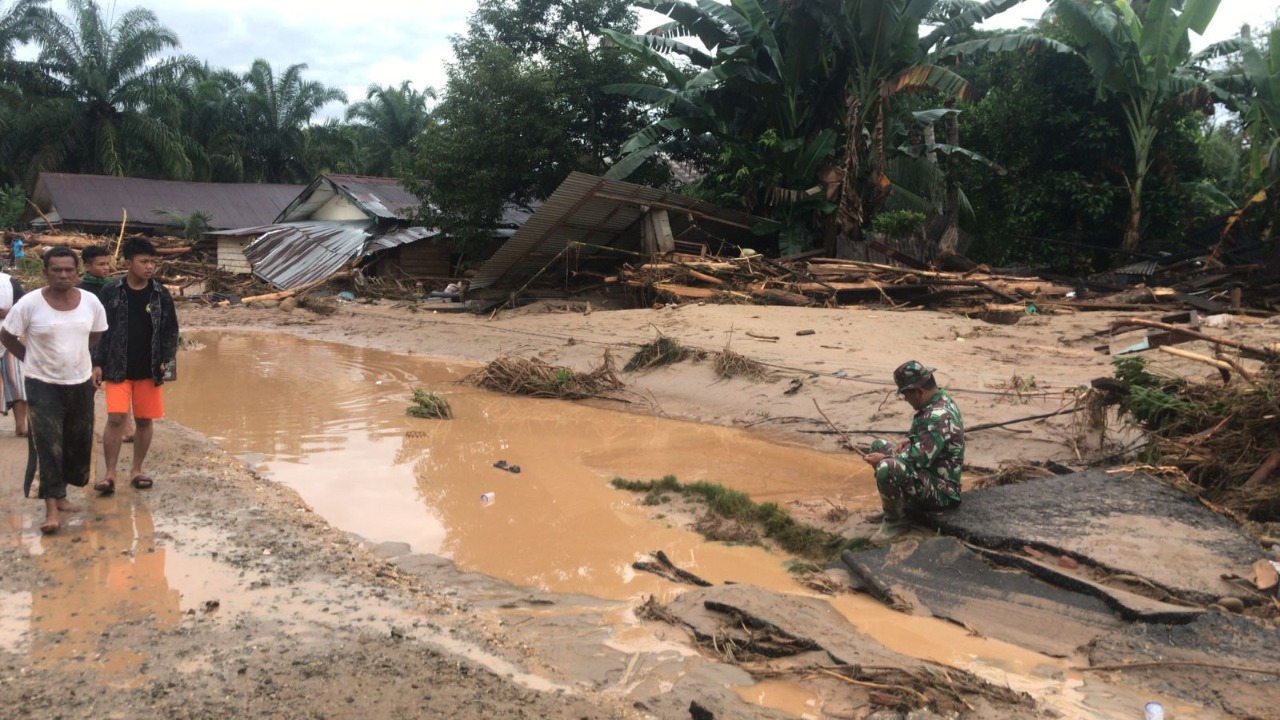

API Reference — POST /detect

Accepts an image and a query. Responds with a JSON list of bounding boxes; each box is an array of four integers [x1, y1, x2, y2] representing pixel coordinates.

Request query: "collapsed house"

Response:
[[25, 172, 303, 235], [211, 174, 531, 290], [470, 171, 775, 295]]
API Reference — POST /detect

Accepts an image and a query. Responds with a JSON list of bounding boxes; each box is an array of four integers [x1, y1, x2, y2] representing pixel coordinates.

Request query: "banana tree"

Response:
[[1213, 26, 1280, 240], [604, 0, 1029, 251], [1045, 0, 1228, 252]]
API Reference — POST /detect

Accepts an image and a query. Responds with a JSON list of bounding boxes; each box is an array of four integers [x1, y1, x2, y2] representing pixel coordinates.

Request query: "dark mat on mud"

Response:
[[1089, 612, 1280, 718], [842, 537, 1123, 657], [931, 469, 1260, 603]]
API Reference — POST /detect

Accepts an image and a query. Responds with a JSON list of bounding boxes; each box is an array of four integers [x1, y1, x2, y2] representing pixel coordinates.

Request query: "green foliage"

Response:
[[406, 388, 453, 419], [610, 475, 863, 561], [345, 81, 434, 177], [955, 39, 1216, 267], [409, 0, 661, 251], [0, 184, 25, 228], [871, 210, 926, 239], [156, 208, 213, 241], [605, 0, 1039, 253]]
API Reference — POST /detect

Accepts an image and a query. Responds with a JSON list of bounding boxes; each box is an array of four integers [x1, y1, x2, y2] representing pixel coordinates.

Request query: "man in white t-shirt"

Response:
[[0, 247, 108, 534]]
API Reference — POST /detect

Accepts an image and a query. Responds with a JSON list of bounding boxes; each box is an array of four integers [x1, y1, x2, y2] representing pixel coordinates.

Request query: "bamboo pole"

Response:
[[1114, 317, 1276, 361]]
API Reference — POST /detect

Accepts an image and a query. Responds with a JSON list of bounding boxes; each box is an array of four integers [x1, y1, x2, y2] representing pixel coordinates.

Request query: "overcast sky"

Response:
[[28, 0, 1280, 121]]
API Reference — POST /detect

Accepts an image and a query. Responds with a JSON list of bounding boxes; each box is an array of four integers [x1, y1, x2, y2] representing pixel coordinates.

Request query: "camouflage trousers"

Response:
[[869, 438, 960, 511]]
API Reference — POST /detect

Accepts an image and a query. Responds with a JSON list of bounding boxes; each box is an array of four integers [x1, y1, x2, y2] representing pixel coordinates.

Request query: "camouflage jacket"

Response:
[[897, 389, 964, 500]]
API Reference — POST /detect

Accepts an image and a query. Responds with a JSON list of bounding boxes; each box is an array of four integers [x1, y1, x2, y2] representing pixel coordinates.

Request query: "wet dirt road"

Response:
[[1, 330, 1221, 719]]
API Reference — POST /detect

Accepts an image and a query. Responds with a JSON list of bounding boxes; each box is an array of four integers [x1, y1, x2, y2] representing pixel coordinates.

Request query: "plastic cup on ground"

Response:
[[1144, 702, 1164, 720], [480, 492, 496, 506]]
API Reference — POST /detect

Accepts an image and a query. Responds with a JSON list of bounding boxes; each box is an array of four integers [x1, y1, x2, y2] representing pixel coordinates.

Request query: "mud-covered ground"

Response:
[[3, 299, 1277, 719]]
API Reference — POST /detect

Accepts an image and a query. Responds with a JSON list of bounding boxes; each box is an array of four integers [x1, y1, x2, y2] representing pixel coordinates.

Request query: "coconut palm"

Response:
[[240, 59, 347, 183], [345, 81, 434, 177], [19, 0, 197, 179]]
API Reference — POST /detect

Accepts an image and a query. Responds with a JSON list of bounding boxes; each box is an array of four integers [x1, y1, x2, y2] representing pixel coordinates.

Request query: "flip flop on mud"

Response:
[[94, 478, 115, 495], [130, 475, 154, 490]]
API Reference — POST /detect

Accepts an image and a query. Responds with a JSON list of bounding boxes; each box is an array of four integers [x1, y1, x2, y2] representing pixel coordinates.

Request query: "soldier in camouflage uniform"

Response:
[[863, 361, 964, 542]]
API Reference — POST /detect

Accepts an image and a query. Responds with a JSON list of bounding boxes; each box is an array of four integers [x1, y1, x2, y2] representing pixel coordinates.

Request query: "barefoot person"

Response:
[[0, 269, 28, 436], [0, 247, 108, 534], [92, 238, 179, 494], [862, 361, 965, 542]]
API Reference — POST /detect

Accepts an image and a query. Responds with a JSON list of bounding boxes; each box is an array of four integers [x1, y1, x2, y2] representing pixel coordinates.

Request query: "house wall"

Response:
[[372, 241, 452, 279], [217, 236, 254, 274], [311, 194, 368, 221]]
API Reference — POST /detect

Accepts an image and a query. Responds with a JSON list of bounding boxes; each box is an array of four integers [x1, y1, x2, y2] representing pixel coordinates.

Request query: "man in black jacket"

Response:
[[91, 238, 179, 493]]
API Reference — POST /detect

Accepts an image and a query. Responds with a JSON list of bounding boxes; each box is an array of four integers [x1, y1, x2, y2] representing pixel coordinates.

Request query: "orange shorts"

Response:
[[104, 380, 164, 420]]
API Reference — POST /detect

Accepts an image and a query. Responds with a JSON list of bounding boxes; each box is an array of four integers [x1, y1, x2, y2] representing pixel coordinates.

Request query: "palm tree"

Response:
[[19, 0, 196, 179], [240, 59, 347, 183], [0, 0, 44, 58], [345, 81, 434, 177], [1043, 0, 1229, 252], [173, 63, 251, 182]]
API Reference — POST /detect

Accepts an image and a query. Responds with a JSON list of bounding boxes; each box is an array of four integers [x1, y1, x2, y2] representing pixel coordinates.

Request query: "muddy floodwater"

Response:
[[161, 331, 1199, 719]]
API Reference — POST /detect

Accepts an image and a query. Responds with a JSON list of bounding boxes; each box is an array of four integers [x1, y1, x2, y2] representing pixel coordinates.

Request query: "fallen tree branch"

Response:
[[812, 399, 854, 449], [242, 271, 352, 304], [965, 408, 1076, 433], [1074, 661, 1280, 678], [1112, 317, 1276, 361]]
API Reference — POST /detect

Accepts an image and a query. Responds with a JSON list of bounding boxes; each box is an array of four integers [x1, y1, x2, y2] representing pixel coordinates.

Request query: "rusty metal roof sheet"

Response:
[[235, 221, 441, 290], [31, 172, 302, 230], [242, 221, 372, 289], [277, 174, 421, 222], [470, 172, 771, 290]]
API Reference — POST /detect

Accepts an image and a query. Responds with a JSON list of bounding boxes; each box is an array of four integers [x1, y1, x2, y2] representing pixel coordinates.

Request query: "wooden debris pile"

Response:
[[619, 253, 1074, 315]]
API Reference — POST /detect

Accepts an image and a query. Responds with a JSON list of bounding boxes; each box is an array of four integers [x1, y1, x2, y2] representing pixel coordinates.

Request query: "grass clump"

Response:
[[466, 351, 624, 399], [713, 348, 770, 381], [611, 475, 862, 561], [625, 336, 691, 372], [406, 388, 452, 419]]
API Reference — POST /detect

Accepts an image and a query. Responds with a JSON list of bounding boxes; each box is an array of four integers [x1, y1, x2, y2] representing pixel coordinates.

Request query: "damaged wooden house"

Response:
[[210, 174, 531, 289], [470, 171, 775, 304]]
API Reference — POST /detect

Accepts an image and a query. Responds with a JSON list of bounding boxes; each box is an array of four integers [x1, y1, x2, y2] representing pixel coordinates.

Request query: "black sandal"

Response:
[[94, 478, 115, 495], [130, 475, 154, 490]]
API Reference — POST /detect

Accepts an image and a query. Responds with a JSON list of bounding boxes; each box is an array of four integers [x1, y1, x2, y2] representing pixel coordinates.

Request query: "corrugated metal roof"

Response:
[[31, 172, 303, 230], [236, 221, 442, 290], [243, 221, 372, 289], [471, 172, 770, 290], [277, 174, 421, 222]]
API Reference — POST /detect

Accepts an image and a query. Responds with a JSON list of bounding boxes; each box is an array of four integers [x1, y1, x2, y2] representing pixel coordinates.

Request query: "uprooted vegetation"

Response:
[[1096, 356, 1280, 520], [466, 352, 624, 399], [713, 347, 771, 380], [624, 336, 696, 372], [611, 475, 866, 561], [406, 389, 453, 419]]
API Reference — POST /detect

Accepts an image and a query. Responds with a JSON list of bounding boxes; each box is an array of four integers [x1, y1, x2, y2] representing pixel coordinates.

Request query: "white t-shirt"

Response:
[[2, 289, 107, 384]]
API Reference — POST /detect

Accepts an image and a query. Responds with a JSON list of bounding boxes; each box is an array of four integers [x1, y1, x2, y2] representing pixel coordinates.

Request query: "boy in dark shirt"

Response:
[[90, 239, 179, 493]]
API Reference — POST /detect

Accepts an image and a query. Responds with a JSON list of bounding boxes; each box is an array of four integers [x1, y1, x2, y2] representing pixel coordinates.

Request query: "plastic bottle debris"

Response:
[[337, 291, 356, 301], [1144, 702, 1164, 720], [480, 492, 496, 506]]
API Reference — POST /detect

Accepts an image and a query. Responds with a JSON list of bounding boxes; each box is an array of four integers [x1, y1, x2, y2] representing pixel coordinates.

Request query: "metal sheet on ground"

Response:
[[931, 470, 1260, 603], [842, 538, 1123, 657]]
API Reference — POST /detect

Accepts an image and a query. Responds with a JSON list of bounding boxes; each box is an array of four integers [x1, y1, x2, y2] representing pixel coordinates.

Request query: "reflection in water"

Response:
[[167, 331, 875, 600], [27, 495, 181, 686]]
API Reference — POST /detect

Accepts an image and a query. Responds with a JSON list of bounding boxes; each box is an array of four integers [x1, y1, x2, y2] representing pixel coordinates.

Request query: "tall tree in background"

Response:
[[239, 59, 347, 183], [604, 0, 1035, 251], [18, 0, 196, 180], [410, 0, 660, 246], [1046, 0, 1228, 252], [0, 0, 51, 184], [345, 81, 434, 177]]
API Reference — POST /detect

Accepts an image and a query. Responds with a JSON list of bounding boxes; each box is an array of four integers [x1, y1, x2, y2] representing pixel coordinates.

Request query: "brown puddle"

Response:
[[151, 331, 1207, 719]]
